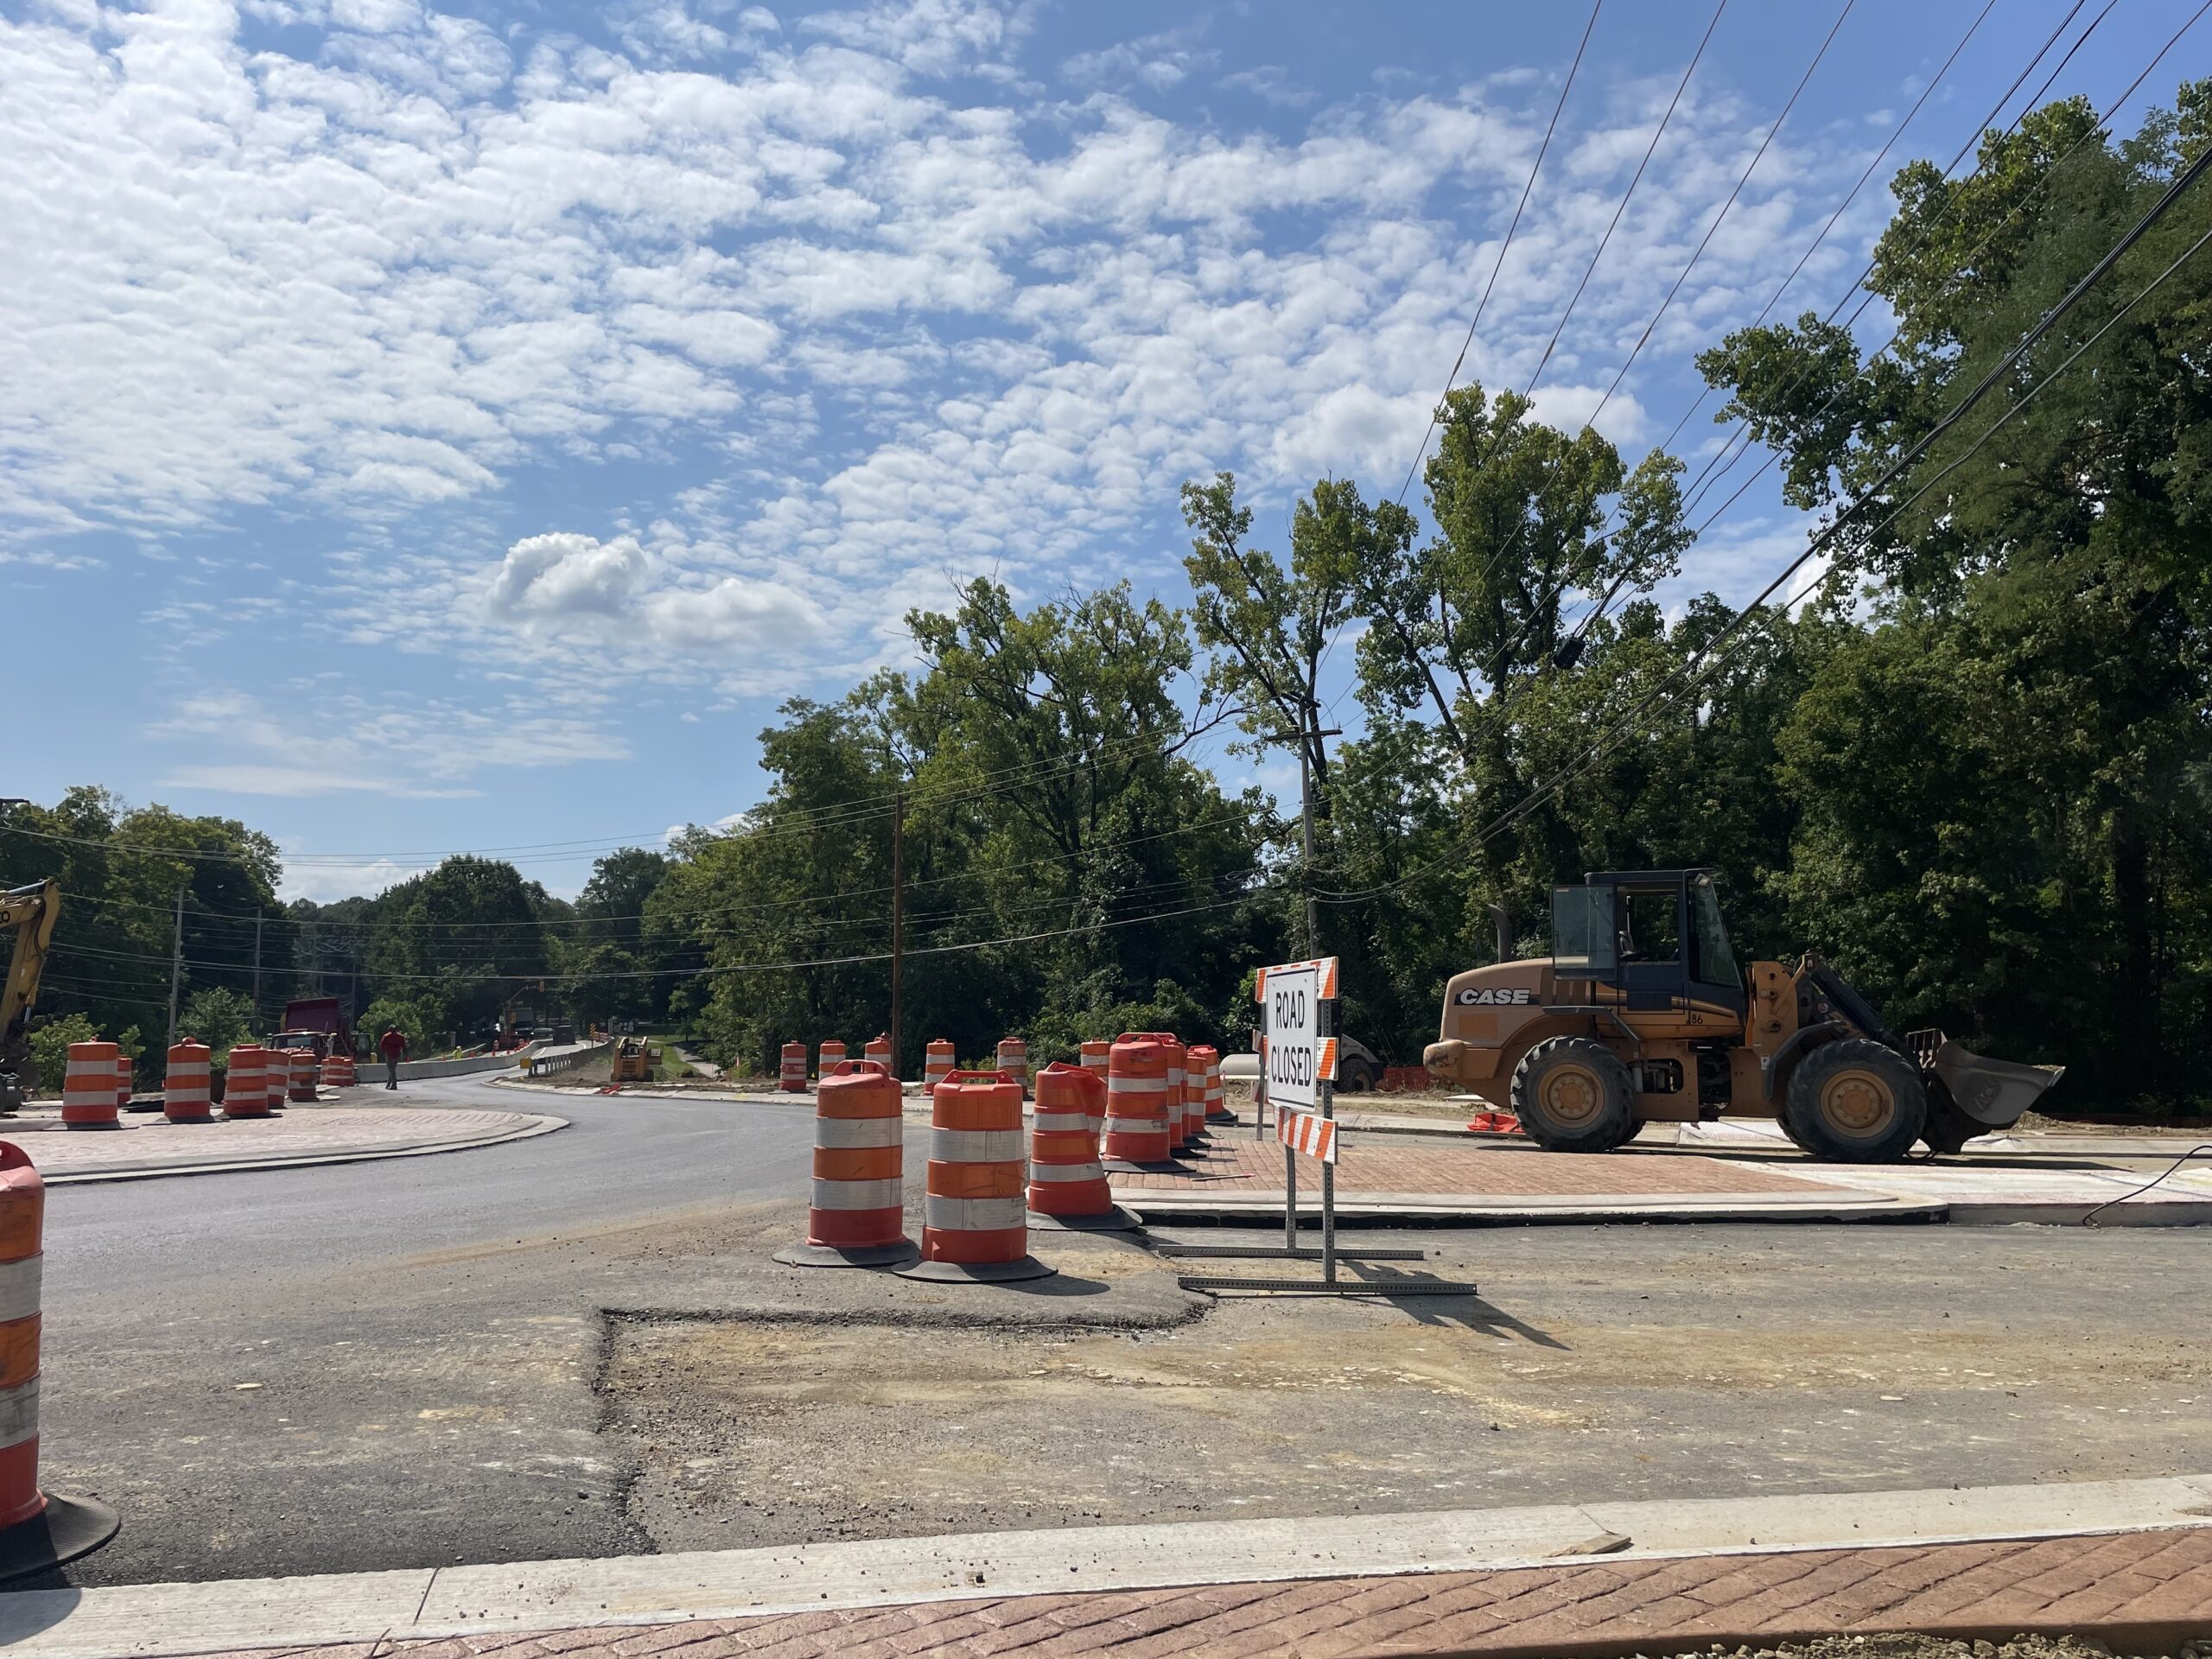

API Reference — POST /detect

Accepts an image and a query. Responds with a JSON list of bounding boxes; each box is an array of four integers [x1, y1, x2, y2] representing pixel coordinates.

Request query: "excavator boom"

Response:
[[2, 880, 62, 1108]]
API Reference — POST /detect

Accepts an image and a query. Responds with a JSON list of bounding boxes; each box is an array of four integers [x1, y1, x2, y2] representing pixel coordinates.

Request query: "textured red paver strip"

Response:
[[2, 1107, 532, 1173], [1113, 1136, 1828, 1196], [178, 1529, 2212, 1659]]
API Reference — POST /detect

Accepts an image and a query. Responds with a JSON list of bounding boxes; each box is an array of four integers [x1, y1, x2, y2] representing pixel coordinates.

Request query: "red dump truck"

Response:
[[270, 997, 356, 1064]]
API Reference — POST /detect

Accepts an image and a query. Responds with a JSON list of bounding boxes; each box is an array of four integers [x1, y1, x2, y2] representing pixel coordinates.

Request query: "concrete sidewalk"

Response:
[[6, 1476, 2208, 1659], [0, 1103, 564, 1184]]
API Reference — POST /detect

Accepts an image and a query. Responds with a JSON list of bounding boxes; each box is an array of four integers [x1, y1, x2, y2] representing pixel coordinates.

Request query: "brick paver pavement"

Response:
[[172, 1529, 2212, 1659], [0, 1107, 541, 1175], [1113, 1135, 1833, 1197]]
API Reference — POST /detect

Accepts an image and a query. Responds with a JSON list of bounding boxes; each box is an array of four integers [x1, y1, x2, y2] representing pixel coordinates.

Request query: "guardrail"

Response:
[[520, 1040, 613, 1080]]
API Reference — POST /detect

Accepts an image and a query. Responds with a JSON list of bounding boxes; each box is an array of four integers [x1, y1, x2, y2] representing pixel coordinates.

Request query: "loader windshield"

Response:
[[1690, 879, 1739, 987], [1552, 886, 1617, 976]]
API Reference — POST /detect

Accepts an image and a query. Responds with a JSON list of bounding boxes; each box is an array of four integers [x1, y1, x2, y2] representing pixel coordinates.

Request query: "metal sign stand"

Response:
[[1169, 966, 1475, 1296]]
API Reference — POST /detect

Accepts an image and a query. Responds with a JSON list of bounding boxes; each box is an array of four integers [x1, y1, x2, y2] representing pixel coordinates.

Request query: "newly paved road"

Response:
[[24, 1074, 820, 1589]]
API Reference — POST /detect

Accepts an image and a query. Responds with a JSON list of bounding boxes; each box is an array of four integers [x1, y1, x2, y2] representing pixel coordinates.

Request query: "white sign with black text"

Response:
[[1256, 956, 1338, 1112]]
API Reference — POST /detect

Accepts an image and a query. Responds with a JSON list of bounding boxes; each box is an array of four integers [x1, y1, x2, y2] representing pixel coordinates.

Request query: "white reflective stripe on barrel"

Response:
[[0, 1376, 35, 1452], [1106, 1077, 1167, 1094], [168, 1063, 210, 1080], [810, 1177, 904, 1211], [1028, 1160, 1104, 1182], [0, 1255, 41, 1325], [815, 1116, 904, 1149], [930, 1128, 1025, 1163], [925, 1195, 1026, 1231]]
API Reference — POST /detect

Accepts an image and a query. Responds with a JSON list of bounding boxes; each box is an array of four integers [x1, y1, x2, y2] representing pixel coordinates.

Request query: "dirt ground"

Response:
[[599, 1223, 2212, 1555]]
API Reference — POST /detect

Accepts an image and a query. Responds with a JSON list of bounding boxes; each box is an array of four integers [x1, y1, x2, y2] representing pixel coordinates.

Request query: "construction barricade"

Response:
[[1026, 1063, 1136, 1232], [222, 1046, 275, 1119], [923, 1039, 955, 1096], [60, 1043, 119, 1132], [995, 1037, 1029, 1097], [776, 1061, 918, 1268], [162, 1042, 214, 1125], [1102, 1033, 1173, 1168], [817, 1039, 846, 1077], [779, 1041, 808, 1093], [1078, 1039, 1109, 1083], [286, 1049, 319, 1103], [897, 1071, 1051, 1282], [0, 1141, 120, 1579], [320, 1051, 355, 1088]]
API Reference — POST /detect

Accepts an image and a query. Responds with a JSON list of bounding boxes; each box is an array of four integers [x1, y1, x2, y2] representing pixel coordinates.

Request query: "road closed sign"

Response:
[[1256, 956, 1338, 1111]]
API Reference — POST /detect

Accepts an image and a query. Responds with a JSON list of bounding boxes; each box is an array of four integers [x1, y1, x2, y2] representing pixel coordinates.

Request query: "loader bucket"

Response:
[[1910, 1031, 2064, 1128]]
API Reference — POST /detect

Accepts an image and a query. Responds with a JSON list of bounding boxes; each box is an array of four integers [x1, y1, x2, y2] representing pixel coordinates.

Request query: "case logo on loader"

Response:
[[1456, 988, 1533, 1007]]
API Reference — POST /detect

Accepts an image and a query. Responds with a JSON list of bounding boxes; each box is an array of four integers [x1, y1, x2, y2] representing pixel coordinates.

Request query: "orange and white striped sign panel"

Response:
[[1255, 957, 1339, 1000], [1276, 1107, 1338, 1164]]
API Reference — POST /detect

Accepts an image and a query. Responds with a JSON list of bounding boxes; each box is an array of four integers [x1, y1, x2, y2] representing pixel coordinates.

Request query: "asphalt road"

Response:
[[22, 1074, 821, 1590]]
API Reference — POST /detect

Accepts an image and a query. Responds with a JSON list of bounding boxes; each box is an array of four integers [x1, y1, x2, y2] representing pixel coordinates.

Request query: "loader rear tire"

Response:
[[1511, 1037, 1637, 1154], [1783, 1039, 1926, 1163]]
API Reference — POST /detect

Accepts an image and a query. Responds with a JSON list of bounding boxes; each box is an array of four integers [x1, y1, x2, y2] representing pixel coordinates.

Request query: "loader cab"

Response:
[[1551, 868, 1746, 1017]]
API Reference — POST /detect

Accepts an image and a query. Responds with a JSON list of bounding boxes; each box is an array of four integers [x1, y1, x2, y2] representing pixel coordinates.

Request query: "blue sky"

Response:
[[4, 0, 2200, 899]]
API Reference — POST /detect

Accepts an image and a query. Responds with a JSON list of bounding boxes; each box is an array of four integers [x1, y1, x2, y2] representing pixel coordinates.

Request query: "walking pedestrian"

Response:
[[379, 1024, 407, 1090]]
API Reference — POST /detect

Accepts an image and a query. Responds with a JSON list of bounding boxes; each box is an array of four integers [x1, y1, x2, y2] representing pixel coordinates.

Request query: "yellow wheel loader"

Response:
[[1422, 869, 2063, 1162]]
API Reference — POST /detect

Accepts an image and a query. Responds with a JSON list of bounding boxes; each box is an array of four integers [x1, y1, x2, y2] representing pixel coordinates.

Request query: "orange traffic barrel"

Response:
[[923, 1039, 955, 1096], [779, 1041, 808, 1093], [222, 1045, 275, 1119], [115, 1055, 134, 1111], [163, 1042, 214, 1124], [775, 1060, 918, 1269], [896, 1071, 1052, 1283], [1189, 1044, 1230, 1124], [1138, 1033, 1187, 1151], [995, 1037, 1029, 1097], [817, 1039, 846, 1077], [1078, 1039, 1109, 1083], [1102, 1034, 1172, 1168], [0, 1141, 120, 1576], [320, 1051, 355, 1088], [286, 1050, 318, 1103], [60, 1043, 120, 1131], [1027, 1063, 1137, 1232]]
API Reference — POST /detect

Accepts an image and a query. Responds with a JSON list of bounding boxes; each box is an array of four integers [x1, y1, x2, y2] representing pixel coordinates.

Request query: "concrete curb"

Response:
[[1124, 1192, 1954, 1227], [3, 1475, 2208, 1658], [36, 1112, 568, 1186]]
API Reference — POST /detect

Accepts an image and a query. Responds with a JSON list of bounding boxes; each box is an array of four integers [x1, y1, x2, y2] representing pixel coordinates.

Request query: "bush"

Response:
[[363, 996, 429, 1050], [27, 1013, 99, 1095], [181, 988, 256, 1065]]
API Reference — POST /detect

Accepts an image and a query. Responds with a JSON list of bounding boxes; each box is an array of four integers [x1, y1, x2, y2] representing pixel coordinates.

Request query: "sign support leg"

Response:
[[1284, 1142, 1297, 1251], [1319, 991, 1335, 1285]]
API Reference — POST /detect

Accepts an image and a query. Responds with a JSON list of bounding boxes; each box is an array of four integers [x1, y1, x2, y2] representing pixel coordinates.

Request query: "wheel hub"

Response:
[[1541, 1065, 1604, 1127], [1821, 1068, 1894, 1135]]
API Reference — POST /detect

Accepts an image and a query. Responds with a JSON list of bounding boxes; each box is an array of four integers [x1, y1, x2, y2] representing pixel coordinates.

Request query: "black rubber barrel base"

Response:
[[0, 1492, 121, 1584], [895, 1255, 1056, 1283], [773, 1239, 921, 1269], [60, 1122, 124, 1132], [1102, 1158, 1181, 1174], [1027, 1205, 1144, 1233]]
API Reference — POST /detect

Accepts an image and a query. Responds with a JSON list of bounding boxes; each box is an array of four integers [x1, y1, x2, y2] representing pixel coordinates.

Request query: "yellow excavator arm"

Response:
[[2, 880, 61, 1087]]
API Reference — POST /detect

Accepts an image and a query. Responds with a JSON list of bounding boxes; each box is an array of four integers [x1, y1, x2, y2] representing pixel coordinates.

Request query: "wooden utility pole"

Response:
[[251, 911, 264, 1026], [1294, 708, 1343, 960], [889, 787, 904, 1080], [165, 887, 186, 1049]]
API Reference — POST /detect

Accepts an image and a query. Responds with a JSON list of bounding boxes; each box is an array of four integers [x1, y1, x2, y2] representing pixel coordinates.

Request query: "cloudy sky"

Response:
[[4, 0, 2196, 898]]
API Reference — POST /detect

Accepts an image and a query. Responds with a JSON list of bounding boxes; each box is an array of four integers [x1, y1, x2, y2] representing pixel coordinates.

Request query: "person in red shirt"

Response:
[[378, 1025, 407, 1090]]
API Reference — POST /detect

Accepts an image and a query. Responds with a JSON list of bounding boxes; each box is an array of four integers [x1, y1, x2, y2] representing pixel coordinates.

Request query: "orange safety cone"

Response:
[[1185, 1044, 1221, 1134], [1078, 1039, 1109, 1084], [775, 1060, 918, 1268], [221, 1046, 275, 1120], [817, 1039, 846, 1078], [923, 1039, 955, 1096], [994, 1037, 1029, 1098], [779, 1042, 808, 1093], [1026, 1063, 1139, 1232], [1466, 1110, 1522, 1135], [162, 1042, 215, 1125], [896, 1071, 1052, 1282], [60, 1044, 120, 1131], [0, 1142, 120, 1580], [1102, 1033, 1173, 1169]]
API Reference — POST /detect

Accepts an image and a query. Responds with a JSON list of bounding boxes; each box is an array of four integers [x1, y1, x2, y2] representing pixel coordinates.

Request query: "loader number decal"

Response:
[[1456, 988, 1533, 1007]]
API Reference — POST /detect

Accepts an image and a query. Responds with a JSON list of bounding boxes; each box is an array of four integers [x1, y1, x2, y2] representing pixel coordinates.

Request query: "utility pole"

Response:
[[888, 787, 904, 1080], [251, 911, 264, 1027], [1294, 708, 1343, 960], [166, 887, 186, 1049]]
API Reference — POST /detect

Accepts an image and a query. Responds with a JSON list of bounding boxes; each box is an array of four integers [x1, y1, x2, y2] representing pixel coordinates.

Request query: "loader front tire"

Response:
[[1783, 1039, 1926, 1163], [1511, 1037, 1637, 1154]]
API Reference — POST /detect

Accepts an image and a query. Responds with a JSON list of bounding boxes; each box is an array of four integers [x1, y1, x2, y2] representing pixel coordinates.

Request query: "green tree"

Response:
[[28, 1012, 99, 1096]]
